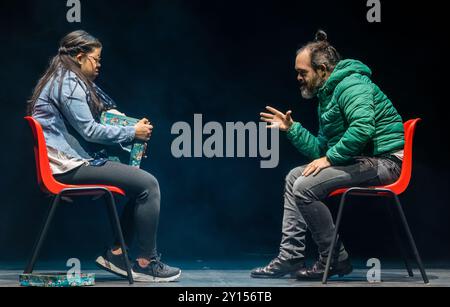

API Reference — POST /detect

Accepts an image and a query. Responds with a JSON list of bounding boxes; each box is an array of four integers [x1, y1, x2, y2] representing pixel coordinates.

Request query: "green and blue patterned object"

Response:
[[100, 111, 147, 168], [19, 273, 95, 287]]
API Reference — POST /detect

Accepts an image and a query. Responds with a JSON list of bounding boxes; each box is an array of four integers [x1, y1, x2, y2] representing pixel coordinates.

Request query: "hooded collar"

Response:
[[317, 59, 372, 101]]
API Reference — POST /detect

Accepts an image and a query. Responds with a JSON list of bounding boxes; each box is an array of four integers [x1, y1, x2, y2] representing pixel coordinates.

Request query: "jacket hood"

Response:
[[319, 59, 372, 97]]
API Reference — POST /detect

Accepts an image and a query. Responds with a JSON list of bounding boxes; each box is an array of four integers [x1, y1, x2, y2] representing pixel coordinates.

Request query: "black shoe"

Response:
[[251, 257, 306, 279], [95, 249, 131, 278], [296, 258, 353, 280], [132, 256, 181, 283]]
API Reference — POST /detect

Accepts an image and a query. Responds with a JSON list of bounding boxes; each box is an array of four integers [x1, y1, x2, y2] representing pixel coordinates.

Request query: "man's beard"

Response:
[[300, 74, 325, 100]]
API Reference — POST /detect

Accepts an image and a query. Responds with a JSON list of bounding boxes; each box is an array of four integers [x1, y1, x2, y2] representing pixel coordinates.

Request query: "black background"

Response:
[[0, 0, 448, 266]]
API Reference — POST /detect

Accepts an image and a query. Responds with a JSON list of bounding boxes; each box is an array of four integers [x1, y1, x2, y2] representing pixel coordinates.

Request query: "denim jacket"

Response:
[[32, 70, 135, 161]]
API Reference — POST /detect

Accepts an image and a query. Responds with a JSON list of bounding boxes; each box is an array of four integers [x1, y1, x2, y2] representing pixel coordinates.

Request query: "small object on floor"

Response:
[[19, 272, 95, 287]]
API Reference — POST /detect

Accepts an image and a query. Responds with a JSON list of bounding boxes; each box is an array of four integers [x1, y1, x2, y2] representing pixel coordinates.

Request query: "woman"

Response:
[[27, 30, 180, 282]]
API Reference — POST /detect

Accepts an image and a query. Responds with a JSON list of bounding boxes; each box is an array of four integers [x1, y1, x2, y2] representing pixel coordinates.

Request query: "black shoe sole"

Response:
[[250, 272, 297, 279], [296, 264, 353, 281]]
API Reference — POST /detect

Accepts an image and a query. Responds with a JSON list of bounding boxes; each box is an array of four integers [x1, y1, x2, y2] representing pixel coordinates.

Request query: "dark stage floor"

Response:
[[0, 260, 448, 287]]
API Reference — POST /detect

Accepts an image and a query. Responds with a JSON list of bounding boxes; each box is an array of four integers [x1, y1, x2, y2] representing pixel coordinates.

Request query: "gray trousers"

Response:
[[279, 156, 402, 262]]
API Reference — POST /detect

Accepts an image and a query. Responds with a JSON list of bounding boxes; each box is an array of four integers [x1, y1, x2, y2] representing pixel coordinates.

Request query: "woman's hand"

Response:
[[260, 106, 294, 132], [134, 118, 153, 141]]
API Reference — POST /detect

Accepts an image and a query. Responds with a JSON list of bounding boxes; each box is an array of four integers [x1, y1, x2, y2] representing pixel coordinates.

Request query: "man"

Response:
[[252, 30, 405, 280]]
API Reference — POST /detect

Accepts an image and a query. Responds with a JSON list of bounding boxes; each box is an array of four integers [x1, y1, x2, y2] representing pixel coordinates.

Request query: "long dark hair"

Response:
[[27, 30, 103, 117]]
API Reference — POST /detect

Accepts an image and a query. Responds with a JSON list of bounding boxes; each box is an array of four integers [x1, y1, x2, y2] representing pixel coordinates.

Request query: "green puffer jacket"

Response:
[[287, 59, 405, 165]]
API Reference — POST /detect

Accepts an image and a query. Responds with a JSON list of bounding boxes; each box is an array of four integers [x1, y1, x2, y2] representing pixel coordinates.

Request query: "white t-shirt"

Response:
[[47, 146, 89, 175]]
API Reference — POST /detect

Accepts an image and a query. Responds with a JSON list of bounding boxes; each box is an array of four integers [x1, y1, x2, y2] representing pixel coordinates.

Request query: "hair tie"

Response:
[[58, 46, 69, 55]]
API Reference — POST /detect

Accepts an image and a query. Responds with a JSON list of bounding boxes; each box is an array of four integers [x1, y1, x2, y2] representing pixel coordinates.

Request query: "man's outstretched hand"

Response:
[[260, 106, 294, 132]]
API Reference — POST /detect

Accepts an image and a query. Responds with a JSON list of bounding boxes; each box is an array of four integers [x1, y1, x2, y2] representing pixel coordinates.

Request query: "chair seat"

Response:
[[52, 183, 126, 196], [329, 188, 352, 197], [329, 186, 395, 198]]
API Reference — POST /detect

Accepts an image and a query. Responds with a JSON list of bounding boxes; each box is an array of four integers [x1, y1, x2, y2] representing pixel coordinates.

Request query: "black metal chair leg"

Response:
[[104, 195, 118, 243], [105, 191, 134, 285], [24, 194, 62, 274], [386, 198, 414, 277], [393, 195, 429, 284], [322, 190, 348, 284]]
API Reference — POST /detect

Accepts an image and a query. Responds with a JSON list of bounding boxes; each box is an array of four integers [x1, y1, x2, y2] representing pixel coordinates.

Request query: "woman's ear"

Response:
[[75, 53, 85, 65]]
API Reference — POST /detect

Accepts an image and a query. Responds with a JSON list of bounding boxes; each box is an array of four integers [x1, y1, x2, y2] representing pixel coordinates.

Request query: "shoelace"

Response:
[[149, 254, 166, 274]]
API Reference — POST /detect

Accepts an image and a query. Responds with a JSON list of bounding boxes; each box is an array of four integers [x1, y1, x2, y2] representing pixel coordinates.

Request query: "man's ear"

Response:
[[319, 64, 328, 78]]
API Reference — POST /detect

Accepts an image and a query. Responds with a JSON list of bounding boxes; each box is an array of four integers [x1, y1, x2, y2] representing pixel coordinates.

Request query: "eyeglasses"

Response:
[[87, 55, 101, 65]]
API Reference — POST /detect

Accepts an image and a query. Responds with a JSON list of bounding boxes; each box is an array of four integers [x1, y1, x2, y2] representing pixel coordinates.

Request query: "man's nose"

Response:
[[297, 74, 303, 83]]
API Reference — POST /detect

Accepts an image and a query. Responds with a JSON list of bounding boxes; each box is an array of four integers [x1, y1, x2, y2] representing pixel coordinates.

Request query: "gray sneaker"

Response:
[[132, 256, 181, 283], [95, 249, 131, 278]]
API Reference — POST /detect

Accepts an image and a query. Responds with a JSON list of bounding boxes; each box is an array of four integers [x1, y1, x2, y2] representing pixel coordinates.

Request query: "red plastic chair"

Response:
[[323, 119, 429, 284], [23, 116, 134, 284]]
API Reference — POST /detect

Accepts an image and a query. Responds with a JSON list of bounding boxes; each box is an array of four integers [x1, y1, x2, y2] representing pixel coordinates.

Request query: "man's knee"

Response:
[[292, 177, 321, 205], [285, 165, 307, 189]]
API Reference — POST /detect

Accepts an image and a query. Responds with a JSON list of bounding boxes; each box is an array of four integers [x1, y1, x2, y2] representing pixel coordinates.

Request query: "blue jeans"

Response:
[[279, 155, 402, 262]]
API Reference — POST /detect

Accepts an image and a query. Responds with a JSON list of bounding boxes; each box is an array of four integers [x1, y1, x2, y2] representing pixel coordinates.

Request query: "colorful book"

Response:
[[19, 273, 95, 287], [100, 111, 148, 168]]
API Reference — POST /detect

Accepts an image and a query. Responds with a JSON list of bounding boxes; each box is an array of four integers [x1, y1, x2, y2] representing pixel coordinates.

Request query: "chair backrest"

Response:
[[24, 116, 67, 195], [385, 118, 421, 195]]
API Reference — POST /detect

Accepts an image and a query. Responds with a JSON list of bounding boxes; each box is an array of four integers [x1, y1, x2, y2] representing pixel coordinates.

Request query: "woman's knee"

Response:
[[146, 173, 160, 194], [136, 172, 160, 202]]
